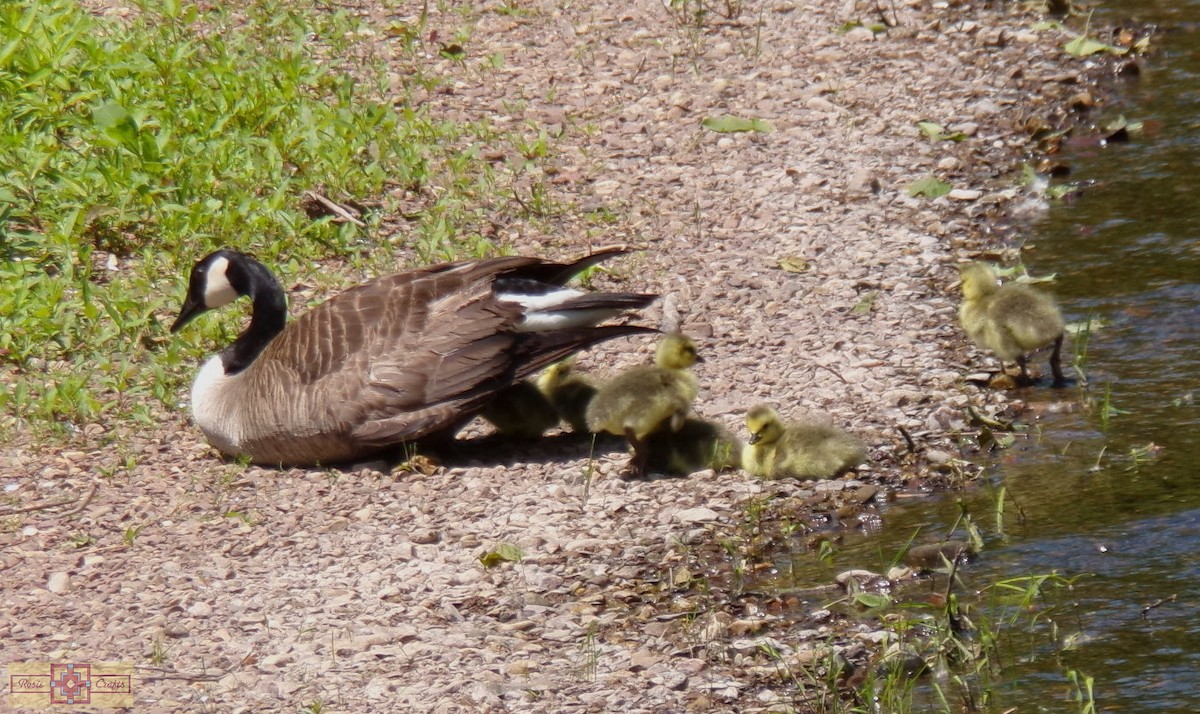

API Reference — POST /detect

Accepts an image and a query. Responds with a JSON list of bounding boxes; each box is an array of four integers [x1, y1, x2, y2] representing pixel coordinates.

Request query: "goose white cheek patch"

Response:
[[203, 256, 239, 308]]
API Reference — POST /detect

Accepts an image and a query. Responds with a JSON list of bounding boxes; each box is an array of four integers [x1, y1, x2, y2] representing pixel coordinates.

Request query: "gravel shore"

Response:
[[1, 1, 1113, 711]]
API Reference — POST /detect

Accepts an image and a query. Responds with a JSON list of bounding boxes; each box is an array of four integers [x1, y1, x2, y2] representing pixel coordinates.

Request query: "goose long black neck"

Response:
[[220, 258, 288, 376]]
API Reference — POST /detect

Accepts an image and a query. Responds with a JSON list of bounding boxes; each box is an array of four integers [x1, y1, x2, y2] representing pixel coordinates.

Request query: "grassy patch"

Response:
[[0, 0, 520, 441]]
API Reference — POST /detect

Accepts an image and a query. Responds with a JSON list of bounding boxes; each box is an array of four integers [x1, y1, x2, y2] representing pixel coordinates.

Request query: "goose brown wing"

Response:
[[254, 254, 535, 399], [252, 252, 653, 448]]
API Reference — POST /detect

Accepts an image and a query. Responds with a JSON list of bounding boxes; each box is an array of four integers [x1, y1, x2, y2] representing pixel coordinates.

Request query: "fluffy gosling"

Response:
[[644, 417, 742, 476], [959, 262, 1066, 386], [480, 380, 561, 439], [742, 404, 866, 480], [536, 359, 598, 434], [585, 333, 701, 477]]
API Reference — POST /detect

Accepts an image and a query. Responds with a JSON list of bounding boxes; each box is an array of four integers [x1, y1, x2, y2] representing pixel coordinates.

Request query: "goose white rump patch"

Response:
[[499, 287, 617, 332]]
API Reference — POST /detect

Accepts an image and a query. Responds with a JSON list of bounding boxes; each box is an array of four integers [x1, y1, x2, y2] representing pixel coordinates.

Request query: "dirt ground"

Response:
[[1, 1, 1117, 711]]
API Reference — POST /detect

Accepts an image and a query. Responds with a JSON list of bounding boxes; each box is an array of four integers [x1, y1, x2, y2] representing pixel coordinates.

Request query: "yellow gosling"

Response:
[[480, 380, 561, 439], [537, 359, 598, 434], [644, 417, 743, 476], [959, 262, 1066, 386], [585, 333, 701, 477], [742, 404, 866, 480]]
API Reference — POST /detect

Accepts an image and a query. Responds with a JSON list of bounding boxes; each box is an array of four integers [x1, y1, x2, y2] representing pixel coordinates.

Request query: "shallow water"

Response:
[[769, 3, 1200, 710]]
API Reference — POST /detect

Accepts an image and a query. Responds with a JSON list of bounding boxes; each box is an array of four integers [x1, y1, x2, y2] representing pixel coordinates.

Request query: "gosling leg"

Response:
[[1049, 333, 1066, 387], [624, 427, 649, 479], [1015, 355, 1032, 386]]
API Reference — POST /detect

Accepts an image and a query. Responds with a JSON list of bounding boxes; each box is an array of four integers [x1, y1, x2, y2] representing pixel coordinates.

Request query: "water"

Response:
[[770, 4, 1200, 710]]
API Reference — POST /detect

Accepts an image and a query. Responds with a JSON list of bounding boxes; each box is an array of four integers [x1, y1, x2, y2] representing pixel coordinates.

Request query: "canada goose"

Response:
[[644, 417, 742, 476], [536, 359, 598, 433], [170, 247, 657, 465], [958, 262, 1066, 386], [479, 380, 561, 439], [585, 332, 702, 477], [742, 404, 866, 480]]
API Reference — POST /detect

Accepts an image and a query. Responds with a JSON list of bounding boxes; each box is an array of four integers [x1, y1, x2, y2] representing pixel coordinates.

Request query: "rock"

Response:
[[843, 26, 876, 42], [652, 670, 689, 690], [835, 569, 891, 594], [877, 645, 929, 679], [262, 653, 294, 668], [47, 572, 71, 594], [675, 507, 720, 523], [187, 601, 213, 618], [365, 676, 396, 698], [525, 569, 564, 591], [904, 541, 972, 570], [850, 484, 879, 504], [629, 649, 662, 671], [410, 528, 440, 544], [924, 449, 954, 464]]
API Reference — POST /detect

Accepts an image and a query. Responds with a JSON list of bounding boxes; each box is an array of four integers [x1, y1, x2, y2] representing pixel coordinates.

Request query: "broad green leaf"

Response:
[[906, 175, 952, 198], [777, 256, 809, 273], [93, 101, 139, 146], [917, 121, 966, 142], [702, 115, 773, 133], [852, 292, 877, 314], [852, 592, 891, 609], [1064, 35, 1127, 57], [1046, 182, 1084, 199], [479, 543, 524, 568], [917, 121, 945, 140], [1030, 20, 1066, 32]]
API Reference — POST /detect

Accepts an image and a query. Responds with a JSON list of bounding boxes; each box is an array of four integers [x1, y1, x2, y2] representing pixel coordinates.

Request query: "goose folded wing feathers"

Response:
[[294, 254, 652, 448]]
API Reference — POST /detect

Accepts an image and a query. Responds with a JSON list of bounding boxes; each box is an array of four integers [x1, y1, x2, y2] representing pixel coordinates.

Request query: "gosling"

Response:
[[585, 333, 701, 477], [644, 417, 742, 476], [536, 359, 598, 434], [480, 380, 561, 439], [959, 262, 1066, 386], [742, 404, 866, 480]]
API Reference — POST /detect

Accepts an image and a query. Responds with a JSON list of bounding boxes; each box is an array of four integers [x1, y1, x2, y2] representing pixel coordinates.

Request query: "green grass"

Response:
[[0, 0, 522, 441]]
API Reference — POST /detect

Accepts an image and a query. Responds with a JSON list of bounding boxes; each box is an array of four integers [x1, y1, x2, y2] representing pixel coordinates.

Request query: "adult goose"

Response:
[[171, 247, 657, 465]]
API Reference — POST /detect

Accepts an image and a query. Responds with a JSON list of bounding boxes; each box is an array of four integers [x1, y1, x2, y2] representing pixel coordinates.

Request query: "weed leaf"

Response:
[[776, 256, 809, 273], [92, 101, 139, 146], [906, 175, 952, 198], [702, 115, 773, 133], [1064, 35, 1127, 57], [480, 543, 524, 568]]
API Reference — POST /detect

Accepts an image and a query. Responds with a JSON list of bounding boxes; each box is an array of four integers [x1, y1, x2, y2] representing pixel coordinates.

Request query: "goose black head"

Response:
[[171, 249, 256, 333]]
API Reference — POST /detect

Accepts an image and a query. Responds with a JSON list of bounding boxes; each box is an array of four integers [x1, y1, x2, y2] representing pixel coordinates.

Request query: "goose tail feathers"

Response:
[[533, 244, 633, 285], [507, 290, 657, 332]]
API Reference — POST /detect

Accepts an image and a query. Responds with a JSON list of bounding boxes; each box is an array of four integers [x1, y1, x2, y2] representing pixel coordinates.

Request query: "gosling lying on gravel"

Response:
[[742, 404, 866, 480], [480, 380, 561, 439], [536, 359, 598, 434], [586, 333, 701, 477], [958, 262, 1066, 387], [644, 417, 742, 476]]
